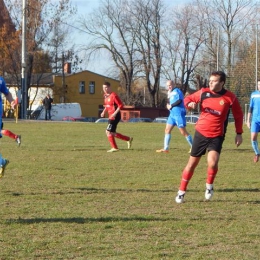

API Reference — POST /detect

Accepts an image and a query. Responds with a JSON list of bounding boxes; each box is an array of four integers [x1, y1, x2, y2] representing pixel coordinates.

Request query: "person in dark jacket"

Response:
[[42, 94, 53, 120]]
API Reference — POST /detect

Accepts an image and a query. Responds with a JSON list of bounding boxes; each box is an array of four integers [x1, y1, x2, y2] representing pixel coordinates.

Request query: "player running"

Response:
[[100, 81, 133, 152], [175, 71, 244, 203]]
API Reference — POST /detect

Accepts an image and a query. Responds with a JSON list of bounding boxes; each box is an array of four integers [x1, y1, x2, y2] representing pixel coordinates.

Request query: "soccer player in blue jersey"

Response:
[[156, 80, 193, 153], [0, 76, 17, 177], [247, 80, 260, 162]]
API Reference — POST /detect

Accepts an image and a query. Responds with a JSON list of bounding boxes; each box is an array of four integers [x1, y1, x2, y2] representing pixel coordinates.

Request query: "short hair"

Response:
[[103, 81, 111, 87], [211, 71, 226, 84]]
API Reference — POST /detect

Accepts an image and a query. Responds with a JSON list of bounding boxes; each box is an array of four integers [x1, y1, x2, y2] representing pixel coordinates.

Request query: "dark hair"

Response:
[[103, 81, 111, 87], [211, 71, 226, 84]]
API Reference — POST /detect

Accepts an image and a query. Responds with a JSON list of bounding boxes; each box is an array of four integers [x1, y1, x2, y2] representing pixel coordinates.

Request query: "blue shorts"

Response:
[[251, 120, 260, 133], [167, 114, 186, 128]]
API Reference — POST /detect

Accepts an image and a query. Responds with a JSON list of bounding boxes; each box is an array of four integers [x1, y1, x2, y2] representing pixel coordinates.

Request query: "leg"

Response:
[[179, 127, 193, 147], [48, 110, 51, 120], [205, 150, 220, 200], [45, 109, 47, 120], [106, 121, 119, 152], [114, 133, 133, 149], [175, 156, 201, 203], [251, 132, 259, 162], [156, 124, 173, 152]]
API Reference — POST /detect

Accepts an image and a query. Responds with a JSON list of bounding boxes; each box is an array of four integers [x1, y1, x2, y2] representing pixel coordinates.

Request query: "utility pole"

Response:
[[21, 0, 27, 119]]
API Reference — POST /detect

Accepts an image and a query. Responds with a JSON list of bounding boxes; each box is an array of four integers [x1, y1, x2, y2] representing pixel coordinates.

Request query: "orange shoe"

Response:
[[254, 154, 259, 163], [156, 149, 169, 153]]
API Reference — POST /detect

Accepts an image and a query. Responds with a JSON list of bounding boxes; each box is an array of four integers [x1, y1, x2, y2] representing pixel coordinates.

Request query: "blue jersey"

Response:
[[168, 87, 186, 116], [249, 90, 260, 122], [167, 87, 186, 128], [0, 76, 9, 117]]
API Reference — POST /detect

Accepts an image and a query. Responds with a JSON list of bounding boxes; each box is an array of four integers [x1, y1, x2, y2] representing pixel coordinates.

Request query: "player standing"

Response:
[[101, 81, 133, 152], [246, 80, 260, 162], [156, 80, 193, 153], [175, 71, 243, 203]]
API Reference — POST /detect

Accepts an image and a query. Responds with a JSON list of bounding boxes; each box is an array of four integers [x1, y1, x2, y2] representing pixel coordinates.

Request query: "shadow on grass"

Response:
[[7, 187, 260, 197], [5, 216, 178, 224]]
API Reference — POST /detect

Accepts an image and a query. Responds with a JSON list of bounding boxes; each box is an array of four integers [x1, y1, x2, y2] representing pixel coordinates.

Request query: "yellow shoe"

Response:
[[107, 148, 119, 153], [156, 149, 169, 153], [127, 137, 133, 149], [188, 148, 191, 153]]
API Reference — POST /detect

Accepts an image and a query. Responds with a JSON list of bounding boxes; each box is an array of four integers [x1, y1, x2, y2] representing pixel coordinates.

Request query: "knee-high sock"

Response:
[[186, 134, 193, 147], [179, 169, 194, 192], [164, 133, 171, 150], [1, 129, 16, 140], [206, 167, 218, 185], [251, 140, 260, 155], [114, 133, 130, 141], [108, 135, 118, 149]]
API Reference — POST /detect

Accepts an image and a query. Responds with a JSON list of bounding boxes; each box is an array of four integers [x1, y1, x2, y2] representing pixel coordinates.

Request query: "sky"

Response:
[[69, 0, 191, 75]]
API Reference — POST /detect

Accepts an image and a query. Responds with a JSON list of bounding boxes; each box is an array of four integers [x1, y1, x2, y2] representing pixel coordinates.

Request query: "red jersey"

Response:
[[104, 92, 124, 119], [184, 88, 243, 137]]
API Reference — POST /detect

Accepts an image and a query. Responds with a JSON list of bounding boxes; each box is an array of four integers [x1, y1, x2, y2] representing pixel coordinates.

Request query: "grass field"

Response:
[[0, 120, 259, 259]]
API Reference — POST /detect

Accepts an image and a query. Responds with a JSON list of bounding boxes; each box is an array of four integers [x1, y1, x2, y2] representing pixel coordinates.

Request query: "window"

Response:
[[89, 81, 95, 94], [79, 81, 85, 94]]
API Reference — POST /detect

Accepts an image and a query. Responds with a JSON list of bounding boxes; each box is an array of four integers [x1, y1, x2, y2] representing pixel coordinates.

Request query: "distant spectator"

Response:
[[42, 94, 53, 120]]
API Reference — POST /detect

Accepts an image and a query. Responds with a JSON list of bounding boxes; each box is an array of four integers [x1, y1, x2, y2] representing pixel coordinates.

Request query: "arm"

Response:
[[166, 100, 182, 110], [111, 94, 124, 118], [100, 107, 107, 118], [247, 111, 252, 129], [5, 92, 17, 109], [231, 97, 244, 147], [184, 90, 201, 109]]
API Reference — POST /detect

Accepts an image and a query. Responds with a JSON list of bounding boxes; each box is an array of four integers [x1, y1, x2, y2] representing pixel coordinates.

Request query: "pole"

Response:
[[21, 0, 27, 119], [256, 24, 258, 90], [217, 27, 220, 70]]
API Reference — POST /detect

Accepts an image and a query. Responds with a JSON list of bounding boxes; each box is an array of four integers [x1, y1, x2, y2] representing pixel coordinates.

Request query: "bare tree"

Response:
[[197, 0, 258, 77], [4, 0, 76, 108], [161, 3, 208, 93], [130, 0, 165, 107], [78, 0, 137, 104]]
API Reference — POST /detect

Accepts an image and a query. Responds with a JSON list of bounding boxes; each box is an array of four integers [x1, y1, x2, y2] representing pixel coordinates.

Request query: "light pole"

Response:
[[21, 0, 27, 119], [256, 24, 258, 90]]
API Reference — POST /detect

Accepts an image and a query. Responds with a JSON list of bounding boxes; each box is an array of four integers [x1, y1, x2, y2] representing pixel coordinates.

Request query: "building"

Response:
[[53, 70, 120, 117]]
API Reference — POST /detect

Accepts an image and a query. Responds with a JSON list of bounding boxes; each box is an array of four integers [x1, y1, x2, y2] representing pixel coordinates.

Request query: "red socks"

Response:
[[114, 133, 130, 141], [179, 170, 194, 191], [206, 167, 218, 185], [108, 135, 118, 149], [1, 129, 16, 140]]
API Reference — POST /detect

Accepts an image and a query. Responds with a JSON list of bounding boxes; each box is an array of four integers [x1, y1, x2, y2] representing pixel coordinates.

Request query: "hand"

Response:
[[11, 99, 17, 109], [235, 134, 243, 147], [166, 104, 171, 110], [187, 102, 196, 109]]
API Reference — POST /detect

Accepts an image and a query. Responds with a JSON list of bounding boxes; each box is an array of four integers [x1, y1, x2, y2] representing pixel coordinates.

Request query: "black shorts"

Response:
[[191, 130, 224, 157], [106, 114, 121, 133]]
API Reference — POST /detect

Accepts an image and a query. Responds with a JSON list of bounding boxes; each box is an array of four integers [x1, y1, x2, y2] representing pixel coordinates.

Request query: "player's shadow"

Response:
[[5, 215, 177, 225]]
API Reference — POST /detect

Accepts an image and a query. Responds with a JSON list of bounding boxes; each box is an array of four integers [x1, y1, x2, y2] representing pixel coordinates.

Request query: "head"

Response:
[[257, 80, 260, 91], [166, 80, 175, 91], [209, 71, 226, 92], [103, 81, 112, 95]]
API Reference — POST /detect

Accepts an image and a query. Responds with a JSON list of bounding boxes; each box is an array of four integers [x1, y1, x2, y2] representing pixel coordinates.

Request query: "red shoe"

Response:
[[254, 154, 259, 163], [156, 149, 169, 153]]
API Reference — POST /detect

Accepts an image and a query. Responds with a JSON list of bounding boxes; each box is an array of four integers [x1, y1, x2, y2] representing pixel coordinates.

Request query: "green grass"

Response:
[[0, 120, 259, 259]]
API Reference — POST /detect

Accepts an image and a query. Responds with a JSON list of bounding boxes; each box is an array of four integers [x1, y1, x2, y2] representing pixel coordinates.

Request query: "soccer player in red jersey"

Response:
[[175, 71, 244, 203], [100, 81, 133, 152]]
